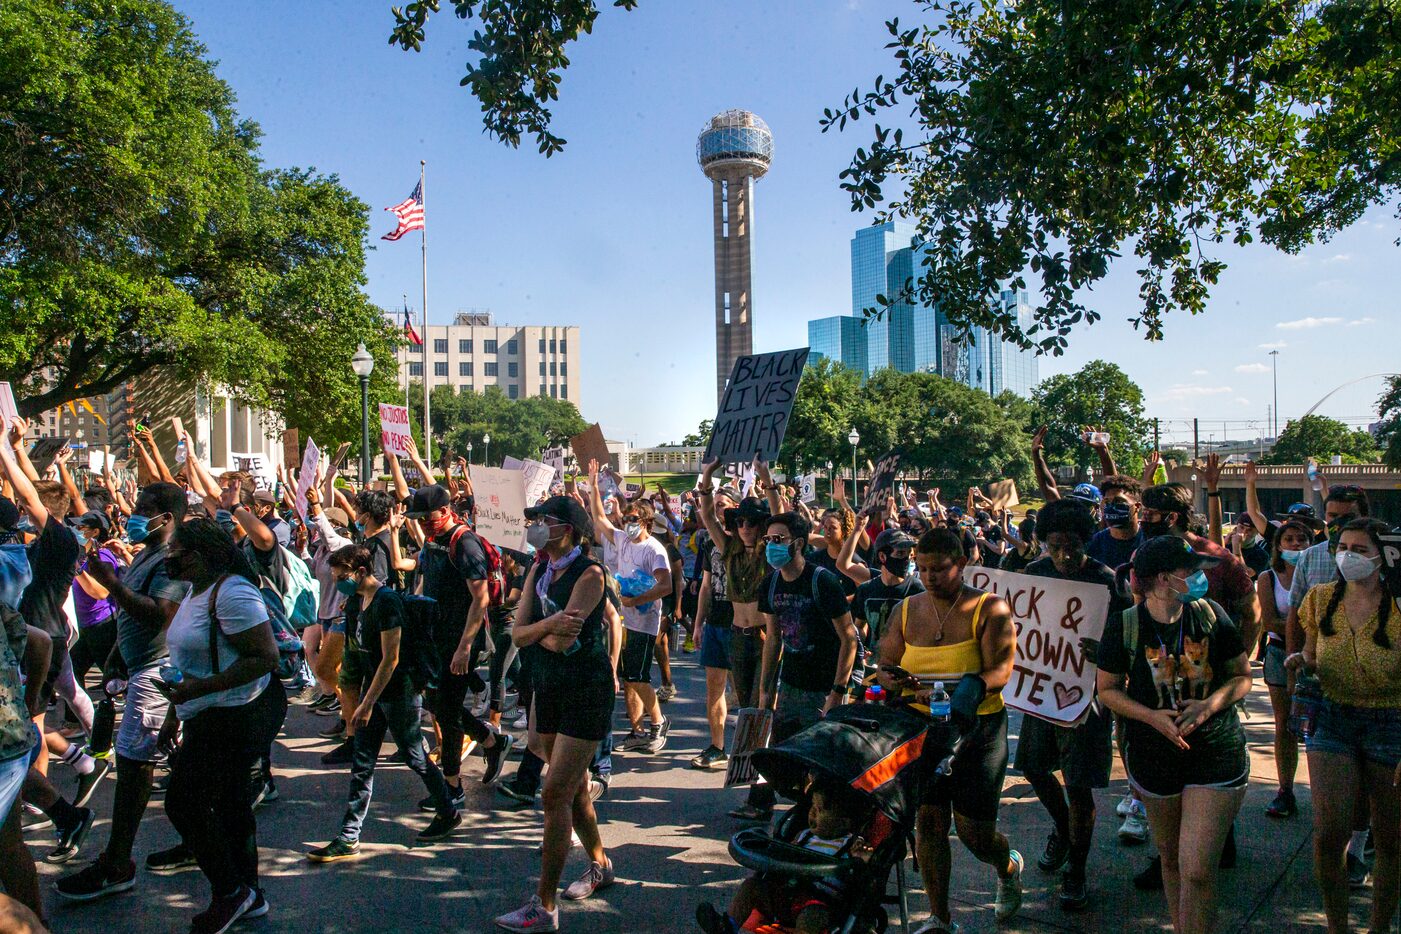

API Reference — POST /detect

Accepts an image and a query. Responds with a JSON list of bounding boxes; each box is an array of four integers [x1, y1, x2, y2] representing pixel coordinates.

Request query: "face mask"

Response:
[[424, 511, 454, 535], [765, 542, 793, 569], [1172, 569, 1210, 603], [1104, 502, 1133, 529], [625, 522, 643, 541], [126, 513, 165, 544], [335, 577, 359, 596], [1281, 549, 1303, 566], [1336, 550, 1381, 582], [882, 553, 910, 579], [353, 521, 365, 534], [526, 522, 552, 550], [1141, 519, 1174, 540]]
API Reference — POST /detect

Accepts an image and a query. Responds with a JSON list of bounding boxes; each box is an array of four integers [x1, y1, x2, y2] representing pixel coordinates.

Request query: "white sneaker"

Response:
[[537, 830, 582, 853], [912, 919, 961, 934], [511, 711, 529, 731], [994, 850, 1023, 922], [561, 858, 615, 900], [1116, 793, 1136, 818], [1118, 801, 1150, 843], [494, 895, 558, 933]]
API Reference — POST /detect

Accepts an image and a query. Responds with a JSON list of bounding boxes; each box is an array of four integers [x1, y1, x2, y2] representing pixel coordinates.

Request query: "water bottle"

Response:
[[864, 684, 885, 704], [159, 665, 184, 686], [88, 696, 116, 757], [1289, 671, 1324, 740], [927, 681, 951, 722]]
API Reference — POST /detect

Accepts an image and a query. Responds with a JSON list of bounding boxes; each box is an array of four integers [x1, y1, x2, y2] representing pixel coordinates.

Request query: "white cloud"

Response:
[[1235, 363, 1270, 374], [1159, 384, 1234, 401], [1259, 341, 1287, 350], [1234, 397, 1253, 407], [1191, 369, 1208, 376], [1277, 316, 1343, 330], [1323, 253, 1351, 264], [1348, 317, 1376, 327]]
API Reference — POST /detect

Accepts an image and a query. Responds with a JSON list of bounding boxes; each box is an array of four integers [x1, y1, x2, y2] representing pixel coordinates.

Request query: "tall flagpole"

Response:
[[420, 160, 431, 469], [403, 293, 411, 415]]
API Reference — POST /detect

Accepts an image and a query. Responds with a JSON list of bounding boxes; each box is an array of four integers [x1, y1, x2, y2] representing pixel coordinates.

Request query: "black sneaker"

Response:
[[1132, 856, 1163, 891], [1059, 871, 1089, 911], [146, 843, 199, 874], [190, 884, 255, 934], [690, 745, 729, 770], [1348, 852, 1371, 889], [316, 718, 346, 739], [418, 786, 466, 812], [46, 806, 95, 863], [308, 693, 336, 712], [320, 738, 355, 766], [314, 697, 342, 716], [252, 781, 279, 809], [481, 733, 515, 784], [1265, 789, 1297, 818], [243, 887, 269, 920], [73, 756, 112, 808], [1037, 830, 1070, 873], [497, 781, 538, 808], [54, 858, 137, 902], [306, 838, 359, 863], [417, 809, 462, 842]]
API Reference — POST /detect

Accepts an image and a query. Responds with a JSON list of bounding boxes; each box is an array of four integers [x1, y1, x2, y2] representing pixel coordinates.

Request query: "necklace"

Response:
[[928, 587, 961, 642]]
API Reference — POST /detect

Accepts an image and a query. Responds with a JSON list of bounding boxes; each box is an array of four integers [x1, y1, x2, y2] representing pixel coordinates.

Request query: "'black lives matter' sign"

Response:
[[861, 450, 903, 513], [705, 348, 809, 465]]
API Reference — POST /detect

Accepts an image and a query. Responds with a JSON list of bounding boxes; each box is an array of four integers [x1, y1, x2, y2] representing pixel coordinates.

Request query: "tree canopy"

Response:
[[410, 383, 589, 468], [0, 0, 400, 443], [1378, 376, 1401, 469], [1260, 414, 1379, 466], [1030, 361, 1152, 474]]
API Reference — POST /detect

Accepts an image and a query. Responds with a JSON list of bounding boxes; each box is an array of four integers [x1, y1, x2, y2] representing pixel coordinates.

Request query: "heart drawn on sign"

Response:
[[1053, 683, 1083, 710]]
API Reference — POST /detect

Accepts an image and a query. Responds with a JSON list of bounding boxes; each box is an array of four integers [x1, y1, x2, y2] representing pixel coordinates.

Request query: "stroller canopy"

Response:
[[750, 703, 957, 827]]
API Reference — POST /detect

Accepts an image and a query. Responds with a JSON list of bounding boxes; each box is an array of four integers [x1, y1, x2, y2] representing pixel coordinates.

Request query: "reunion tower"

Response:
[[697, 110, 773, 403]]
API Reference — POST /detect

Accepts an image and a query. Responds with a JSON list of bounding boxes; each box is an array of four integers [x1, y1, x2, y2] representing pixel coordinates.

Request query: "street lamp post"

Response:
[[848, 429, 860, 504], [825, 460, 834, 508], [350, 343, 375, 485], [466, 441, 474, 465], [1269, 349, 1280, 439], [483, 433, 491, 469]]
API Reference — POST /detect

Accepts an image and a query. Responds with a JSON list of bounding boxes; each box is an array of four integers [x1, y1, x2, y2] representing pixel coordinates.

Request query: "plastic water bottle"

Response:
[[616, 571, 657, 614], [158, 665, 184, 686], [864, 684, 885, 704], [1289, 671, 1324, 740], [89, 696, 116, 757], [927, 681, 951, 722]]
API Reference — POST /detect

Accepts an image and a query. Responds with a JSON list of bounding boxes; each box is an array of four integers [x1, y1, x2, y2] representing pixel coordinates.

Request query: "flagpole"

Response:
[[420, 160, 430, 470]]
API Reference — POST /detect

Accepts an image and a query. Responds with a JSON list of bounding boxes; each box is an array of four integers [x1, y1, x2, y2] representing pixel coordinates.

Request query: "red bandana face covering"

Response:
[[424, 511, 454, 536]]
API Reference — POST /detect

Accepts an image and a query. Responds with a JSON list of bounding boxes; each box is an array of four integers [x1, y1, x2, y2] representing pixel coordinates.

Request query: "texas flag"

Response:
[[402, 303, 422, 346]]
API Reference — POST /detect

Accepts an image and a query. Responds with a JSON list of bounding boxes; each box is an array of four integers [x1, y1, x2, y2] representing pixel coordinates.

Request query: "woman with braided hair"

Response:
[[1289, 517, 1401, 934]]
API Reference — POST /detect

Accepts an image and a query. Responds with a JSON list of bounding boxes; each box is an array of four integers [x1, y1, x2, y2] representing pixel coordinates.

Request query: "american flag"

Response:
[[381, 181, 424, 241], [402, 302, 422, 346]]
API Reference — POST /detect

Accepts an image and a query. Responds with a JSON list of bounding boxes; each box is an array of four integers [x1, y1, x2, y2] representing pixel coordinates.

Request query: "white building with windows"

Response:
[[394, 310, 580, 406]]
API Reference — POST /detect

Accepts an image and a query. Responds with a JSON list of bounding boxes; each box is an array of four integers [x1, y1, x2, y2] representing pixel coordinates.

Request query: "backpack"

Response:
[[1120, 598, 1218, 658], [397, 593, 446, 691], [209, 576, 304, 682], [364, 534, 403, 592], [422, 525, 506, 609], [276, 546, 321, 631]]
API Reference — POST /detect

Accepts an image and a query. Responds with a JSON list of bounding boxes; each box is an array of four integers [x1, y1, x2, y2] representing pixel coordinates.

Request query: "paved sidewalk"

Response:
[[29, 654, 1367, 933]]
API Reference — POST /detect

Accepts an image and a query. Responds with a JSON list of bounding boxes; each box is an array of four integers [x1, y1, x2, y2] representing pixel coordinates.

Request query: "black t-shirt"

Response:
[[807, 547, 862, 598], [21, 516, 81, 639], [999, 545, 1038, 573], [1240, 540, 1271, 577], [759, 563, 850, 692], [350, 587, 409, 691], [697, 535, 734, 628], [523, 553, 611, 691], [418, 526, 489, 657], [490, 569, 526, 630], [1097, 598, 1247, 757], [958, 526, 979, 561], [851, 574, 924, 648]]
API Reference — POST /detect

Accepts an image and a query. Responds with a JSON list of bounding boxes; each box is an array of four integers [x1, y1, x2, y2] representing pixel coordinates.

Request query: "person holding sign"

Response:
[[1095, 536, 1252, 934], [1012, 499, 1130, 911], [877, 527, 1022, 931]]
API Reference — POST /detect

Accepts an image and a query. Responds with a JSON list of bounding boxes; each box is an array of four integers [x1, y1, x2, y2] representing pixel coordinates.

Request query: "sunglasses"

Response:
[[762, 535, 792, 545]]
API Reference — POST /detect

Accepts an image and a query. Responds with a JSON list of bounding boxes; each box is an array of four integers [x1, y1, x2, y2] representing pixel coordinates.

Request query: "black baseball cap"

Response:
[[873, 528, 916, 554], [405, 484, 452, 519], [524, 495, 593, 542], [75, 511, 111, 533], [1275, 502, 1325, 532], [1132, 535, 1222, 580]]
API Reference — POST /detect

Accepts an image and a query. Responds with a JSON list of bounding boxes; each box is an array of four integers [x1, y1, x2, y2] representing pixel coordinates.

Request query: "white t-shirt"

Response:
[[167, 575, 271, 719], [608, 528, 670, 636]]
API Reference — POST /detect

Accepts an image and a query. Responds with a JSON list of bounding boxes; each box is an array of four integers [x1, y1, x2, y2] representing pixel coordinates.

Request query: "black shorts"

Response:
[[920, 708, 1008, 822], [533, 679, 615, 742], [1125, 725, 1250, 798], [618, 628, 656, 685], [1013, 706, 1113, 789]]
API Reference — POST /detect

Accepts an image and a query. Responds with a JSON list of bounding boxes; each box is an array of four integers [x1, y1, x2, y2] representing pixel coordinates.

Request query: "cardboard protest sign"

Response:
[[281, 428, 299, 467], [0, 383, 17, 453], [471, 466, 528, 550], [569, 424, 610, 472], [860, 450, 903, 513], [29, 438, 69, 473], [1381, 531, 1401, 601], [378, 404, 412, 458], [330, 442, 352, 474], [724, 708, 775, 788], [961, 565, 1109, 726], [294, 438, 320, 523], [988, 478, 1020, 510], [232, 453, 275, 491], [705, 347, 809, 465]]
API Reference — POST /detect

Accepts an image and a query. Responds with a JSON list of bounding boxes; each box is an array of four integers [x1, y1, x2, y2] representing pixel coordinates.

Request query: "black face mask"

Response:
[[1104, 502, 1133, 529], [1141, 516, 1175, 540]]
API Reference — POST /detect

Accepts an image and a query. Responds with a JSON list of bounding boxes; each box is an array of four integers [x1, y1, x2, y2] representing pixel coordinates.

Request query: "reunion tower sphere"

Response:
[[696, 110, 773, 179]]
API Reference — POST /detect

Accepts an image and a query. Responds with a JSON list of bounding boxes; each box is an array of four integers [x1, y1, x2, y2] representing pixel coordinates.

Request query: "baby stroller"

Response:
[[724, 703, 960, 934]]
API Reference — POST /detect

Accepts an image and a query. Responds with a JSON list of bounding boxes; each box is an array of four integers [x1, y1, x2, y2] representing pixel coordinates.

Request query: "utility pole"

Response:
[[1270, 349, 1280, 438], [1193, 417, 1200, 462], [1153, 417, 1160, 451]]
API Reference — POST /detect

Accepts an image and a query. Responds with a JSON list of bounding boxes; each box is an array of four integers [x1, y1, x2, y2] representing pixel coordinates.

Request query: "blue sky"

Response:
[[175, 0, 1399, 450]]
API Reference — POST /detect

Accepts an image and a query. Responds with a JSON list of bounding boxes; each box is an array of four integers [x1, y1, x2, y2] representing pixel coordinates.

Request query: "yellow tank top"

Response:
[[899, 591, 1004, 715]]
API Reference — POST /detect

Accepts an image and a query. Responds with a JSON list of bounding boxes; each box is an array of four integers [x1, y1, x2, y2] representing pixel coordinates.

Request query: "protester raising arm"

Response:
[[1242, 461, 1269, 536], [836, 509, 875, 586], [401, 437, 437, 488], [53, 446, 84, 519], [754, 459, 784, 516], [220, 480, 277, 554], [385, 444, 411, 501], [1083, 424, 1119, 478], [1141, 450, 1162, 489], [585, 459, 620, 542], [0, 435, 50, 528], [1203, 453, 1224, 545], [137, 427, 176, 484], [6, 418, 39, 484], [1031, 425, 1061, 502], [694, 459, 734, 554]]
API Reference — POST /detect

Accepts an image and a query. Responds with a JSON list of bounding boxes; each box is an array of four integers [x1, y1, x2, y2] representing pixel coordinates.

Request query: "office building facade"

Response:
[[394, 311, 580, 406]]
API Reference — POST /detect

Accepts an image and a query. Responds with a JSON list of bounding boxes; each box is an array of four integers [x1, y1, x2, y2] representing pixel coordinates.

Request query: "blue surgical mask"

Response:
[[1281, 549, 1303, 566], [335, 578, 358, 596], [353, 521, 365, 534], [765, 542, 793, 569], [1174, 569, 1210, 603], [125, 514, 153, 544]]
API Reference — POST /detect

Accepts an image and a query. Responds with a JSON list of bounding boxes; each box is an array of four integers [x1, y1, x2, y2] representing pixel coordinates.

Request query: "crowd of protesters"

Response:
[[0, 414, 1397, 934]]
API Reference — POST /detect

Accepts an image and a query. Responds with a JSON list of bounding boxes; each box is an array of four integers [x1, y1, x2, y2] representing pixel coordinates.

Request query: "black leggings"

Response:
[[70, 618, 117, 689], [428, 670, 493, 779], [165, 681, 287, 897]]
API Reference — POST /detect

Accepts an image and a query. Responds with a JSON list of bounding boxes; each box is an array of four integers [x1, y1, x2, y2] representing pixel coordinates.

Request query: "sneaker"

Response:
[[290, 683, 320, 705], [472, 695, 492, 718], [690, 745, 729, 770], [993, 850, 1023, 922], [682, 637, 696, 654], [494, 894, 558, 933], [911, 918, 961, 934], [481, 734, 515, 784], [317, 718, 347, 739], [242, 887, 269, 920], [252, 781, 279, 809], [313, 696, 342, 716], [307, 692, 333, 711], [190, 884, 255, 934], [643, 718, 669, 754], [418, 809, 463, 842], [146, 843, 199, 874], [1118, 801, 1149, 843], [657, 683, 676, 703], [54, 858, 137, 901], [1037, 830, 1069, 873], [46, 806, 95, 863], [1132, 856, 1163, 891], [511, 710, 529, 731], [73, 756, 112, 808], [562, 858, 615, 900], [306, 838, 360, 863], [419, 785, 467, 812], [1348, 852, 1371, 889], [1265, 789, 1297, 818], [497, 782, 538, 808], [588, 779, 607, 802], [1116, 793, 1135, 817], [22, 802, 53, 833], [727, 803, 770, 822], [620, 727, 649, 751], [320, 738, 355, 766], [1059, 871, 1089, 911]]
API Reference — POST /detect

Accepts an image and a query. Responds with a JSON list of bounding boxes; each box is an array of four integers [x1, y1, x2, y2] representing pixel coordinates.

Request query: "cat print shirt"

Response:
[[1098, 598, 1248, 756]]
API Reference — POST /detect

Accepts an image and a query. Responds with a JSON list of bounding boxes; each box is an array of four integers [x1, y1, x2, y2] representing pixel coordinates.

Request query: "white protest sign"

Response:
[[0, 383, 17, 453], [471, 466, 528, 550], [961, 565, 1109, 726], [378, 403, 411, 458], [501, 456, 524, 470], [799, 474, 817, 504], [88, 450, 118, 473], [521, 459, 555, 506], [294, 437, 321, 523], [232, 453, 275, 491], [724, 708, 775, 788], [705, 347, 809, 465], [541, 446, 570, 480]]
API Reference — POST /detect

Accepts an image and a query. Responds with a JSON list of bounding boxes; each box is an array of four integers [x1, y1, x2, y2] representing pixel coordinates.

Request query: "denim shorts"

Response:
[[116, 664, 168, 763], [1262, 640, 1288, 689], [0, 747, 31, 824], [1307, 700, 1401, 768], [699, 623, 731, 670]]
